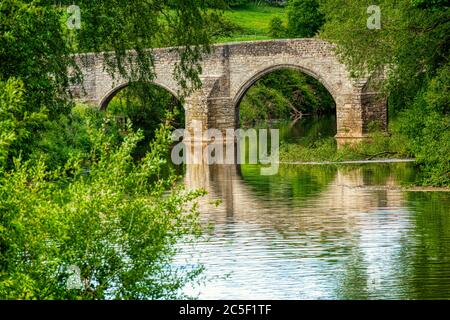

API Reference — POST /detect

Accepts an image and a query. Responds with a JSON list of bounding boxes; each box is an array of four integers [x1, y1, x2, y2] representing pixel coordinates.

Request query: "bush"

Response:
[[397, 64, 450, 186], [208, 15, 244, 39], [0, 114, 205, 299], [287, 0, 324, 38], [0, 78, 48, 169], [269, 17, 287, 38]]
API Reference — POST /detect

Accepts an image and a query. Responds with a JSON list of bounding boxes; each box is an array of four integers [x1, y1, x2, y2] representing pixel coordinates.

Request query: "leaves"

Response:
[[319, 0, 450, 186], [0, 112, 204, 300], [287, 0, 324, 38]]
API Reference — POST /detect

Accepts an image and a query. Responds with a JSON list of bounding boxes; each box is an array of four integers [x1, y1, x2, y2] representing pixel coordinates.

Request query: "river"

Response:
[[174, 117, 450, 300]]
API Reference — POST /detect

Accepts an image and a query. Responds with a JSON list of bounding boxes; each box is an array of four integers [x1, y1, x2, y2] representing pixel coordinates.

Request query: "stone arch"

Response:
[[223, 40, 376, 141], [229, 61, 358, 140], [232, 64, 339, 108], [71, 39, 387, 143], [98, 81, 181, 111]]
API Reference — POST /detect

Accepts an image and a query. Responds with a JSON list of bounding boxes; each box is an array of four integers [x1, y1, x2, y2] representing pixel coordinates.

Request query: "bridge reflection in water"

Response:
[[176, 163, 450, 300]]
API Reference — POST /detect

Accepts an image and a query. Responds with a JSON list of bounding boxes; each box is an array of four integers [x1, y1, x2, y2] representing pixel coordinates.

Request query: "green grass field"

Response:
[[216, 3, 287, 43]]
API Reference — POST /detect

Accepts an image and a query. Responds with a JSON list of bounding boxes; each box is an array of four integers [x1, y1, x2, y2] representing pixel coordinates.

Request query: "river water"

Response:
[[175, 118, 450, 300]]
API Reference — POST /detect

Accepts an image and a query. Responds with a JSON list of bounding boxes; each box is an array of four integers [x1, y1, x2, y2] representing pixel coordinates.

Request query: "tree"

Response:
[[107, 83, 185, 160], [0, 78, 46, 167], [269, 16, 287, 38], [319, 0, 449, 185], [0, 0, 221, 166], [0, 117, 206, 299], [287, 0, 325, 37], [0, 1, 75, 119], [239, 69, 335, 125], [0, 0, 222, 299]]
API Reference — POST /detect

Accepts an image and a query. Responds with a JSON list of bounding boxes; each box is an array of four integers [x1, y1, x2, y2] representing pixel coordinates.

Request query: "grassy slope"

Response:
[[217, 4, 287, 43], [280, 116, 412, 163]]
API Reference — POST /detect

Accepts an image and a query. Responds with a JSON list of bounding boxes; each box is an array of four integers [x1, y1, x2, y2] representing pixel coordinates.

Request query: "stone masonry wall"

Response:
[[69, 39, 387, 142]]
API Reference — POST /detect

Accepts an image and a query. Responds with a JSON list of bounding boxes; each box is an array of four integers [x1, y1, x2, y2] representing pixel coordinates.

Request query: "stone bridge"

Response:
[[70, 39, 387, 143]]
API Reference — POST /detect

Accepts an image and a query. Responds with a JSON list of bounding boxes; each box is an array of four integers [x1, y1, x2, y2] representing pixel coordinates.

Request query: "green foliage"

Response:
[[412, 0, 450, 10], [398, 65, 450, 186], [0, 0, 219, 299], [280, 117, 412, 163], [0, 0, 219, 167], [224, 0, 253, 7], [287, 0, 325, 37], [27, 104, 123, 171], [224, 1, 286, 8], [0, 78, 47, 168], [42, 0, 219, 88], [319, 0, 450, 186], [208, 15, 244, 39], [320, 0, 449, 104], [269, 16, 287, 38], [0, 113, 205, 300], [0, 0, 75, 119]]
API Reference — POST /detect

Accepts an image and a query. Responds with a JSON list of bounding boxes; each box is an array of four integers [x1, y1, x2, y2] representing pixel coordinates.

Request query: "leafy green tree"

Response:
[[319, 0, 449, 185], [107, 83, 185, 159], [287, 0, 325, 37], [0, 0, 221, 167], [0, 1, 75, 118], [269, 16, 287, 38], [0, 113, 205, 299], [398, 65, 450, 186], [319, 0, 449, 105], [0, 78, 47, 168], [0, 0, 222, 299]]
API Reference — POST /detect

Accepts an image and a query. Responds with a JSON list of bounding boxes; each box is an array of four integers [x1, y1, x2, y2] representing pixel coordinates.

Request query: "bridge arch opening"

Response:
[[233, 64, 339, 108], [100, 82, 185, 158], [234, 66, 337, 143], [99, 81, 182, 111]]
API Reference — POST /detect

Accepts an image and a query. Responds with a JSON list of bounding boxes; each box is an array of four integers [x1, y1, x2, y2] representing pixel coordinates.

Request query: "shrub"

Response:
[[0, 78, 48, 169], [269, 17, 287, 38], [0, 117, 205, 299], [397, 64, 450, 186], [287, 0, 324, 38]]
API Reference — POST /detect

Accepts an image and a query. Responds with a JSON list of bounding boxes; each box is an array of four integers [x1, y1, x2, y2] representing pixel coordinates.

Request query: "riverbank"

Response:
[[357, 185, 450, 192], [276, 161, 450, 192], [278, 114, 449, 187], [280, 132, 411, 163], [279, 159, 416, 165]]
